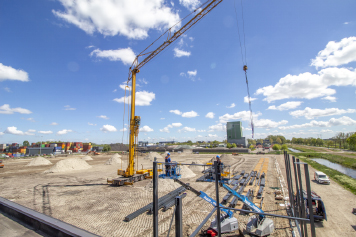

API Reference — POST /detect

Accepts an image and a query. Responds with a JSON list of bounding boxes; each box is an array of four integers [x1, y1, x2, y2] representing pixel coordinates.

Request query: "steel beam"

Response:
[[304, 164, 316, 237], [296, 159, 308, 237], [189, 208, 217, 237], [153, 160, 158, 237], [292, 156, 304, 237], [214, 161, 221, 237], [175, 196, 183, 237]]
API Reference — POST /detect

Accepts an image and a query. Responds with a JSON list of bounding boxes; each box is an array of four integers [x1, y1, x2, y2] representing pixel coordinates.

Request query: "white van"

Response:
[[314, 171, 330, 184]]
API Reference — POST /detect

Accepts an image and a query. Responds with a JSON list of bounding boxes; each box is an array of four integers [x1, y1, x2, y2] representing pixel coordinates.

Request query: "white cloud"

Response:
[[219, 111, 261, 123], [189, 37, 194, 41], [100, 125, 117, 132], [256, 67, 356, 102], [64, 105, 76, 110], [267, 101, 303, 111], [244, 96, 257, 103], [0, 132, 4, 136], [113, 91, 155, 106], [52, 0, 180, 39], [0, 63, 29, 82], [0, 104, 32, 114], [208, 134, 218, 138], [113, 89, 117, 92], [170, 110, 182, 115], [173, 48, 191, 57], [205, 112, 215, 119], [50, 122, 58, 126], [160, 118, 165, 120], [120, 127, 127, 132], [4, 87, 11, 92], [180, 127, 196, 132], [226, 103, 235, 108], [171, 123, 182, 127], [38, 131, 53, 134], [179, 0, 201, 10], [290, 107, 356, 119], [3, 127, 35, 136], [209, 123, 226, 132], [197, 129, 206, 132], [182, 110, 198, 118], [88, 122, 97, 126], [322, 96, 336, 102], [138, 78, 148, 85], [97, 115, 109, 119], [160, 127, 170, 133], [311, 37, 356, 69], [86, 45, 95, 48], [279, 116, 356, 130], [321, 129, 333, 133], [90, 48, 136, 65], [22, 118, 35, 122], [57, 129, 73, 135], [254, 119, 288, 129], [187, 70, 197, 77], [140, 125, 154, 132]]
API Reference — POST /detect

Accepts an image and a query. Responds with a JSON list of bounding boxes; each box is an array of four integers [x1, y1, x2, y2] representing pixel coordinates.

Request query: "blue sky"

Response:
[[1, 0, 356, 144]]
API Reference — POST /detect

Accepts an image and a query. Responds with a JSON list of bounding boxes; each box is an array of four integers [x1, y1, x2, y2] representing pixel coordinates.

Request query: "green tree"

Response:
[[23, 140, 29, 147], [326, 140, 333, 149], [227, 143, 232, 148], [102, 144, 111, 152], [231, 143, 237, 148], [187, 140, 193, 145], [249, 145, 255, 151], [281, 144, 288, 150], [269, 138, 273, 144], [276, 137, 282, 144], [272, 144, 281, 150], [347, 133, 356, 150]]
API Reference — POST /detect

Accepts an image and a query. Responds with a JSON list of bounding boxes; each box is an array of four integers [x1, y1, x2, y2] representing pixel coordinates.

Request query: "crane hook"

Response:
[[243, 65, 248, 72]]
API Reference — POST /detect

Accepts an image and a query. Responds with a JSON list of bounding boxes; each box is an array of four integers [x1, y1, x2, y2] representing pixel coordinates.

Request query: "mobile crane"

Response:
[[108, 0, 225, 186], [175, 179, 274, 236]]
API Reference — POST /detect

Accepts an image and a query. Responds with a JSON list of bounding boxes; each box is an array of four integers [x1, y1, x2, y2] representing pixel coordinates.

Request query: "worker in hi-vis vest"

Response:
[[165, 152, 172, 176]]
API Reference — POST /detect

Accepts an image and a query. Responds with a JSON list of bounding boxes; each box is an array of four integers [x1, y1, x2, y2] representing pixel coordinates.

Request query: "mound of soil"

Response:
[[105, 156, 122, 165], [26, 157, 52, 166], [45, 158, 91, 173], [81, 155, 93, 161]]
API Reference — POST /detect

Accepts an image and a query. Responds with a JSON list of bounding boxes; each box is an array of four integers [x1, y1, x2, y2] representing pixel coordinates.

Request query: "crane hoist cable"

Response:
[[234, 0, 254, 138]]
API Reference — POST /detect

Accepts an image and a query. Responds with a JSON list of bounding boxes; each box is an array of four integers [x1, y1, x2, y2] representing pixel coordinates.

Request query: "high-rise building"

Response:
[[226, 121, 247, 147], [227, 121, 243, 139]]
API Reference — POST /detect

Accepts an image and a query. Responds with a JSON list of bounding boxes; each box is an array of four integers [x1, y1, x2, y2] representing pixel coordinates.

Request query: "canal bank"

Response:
[[295, 155, 356, 195]]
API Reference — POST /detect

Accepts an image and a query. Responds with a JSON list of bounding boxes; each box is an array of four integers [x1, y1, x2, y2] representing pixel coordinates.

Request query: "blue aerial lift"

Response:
[[159, 161, 182, 179], [174, 179, 274, 236]]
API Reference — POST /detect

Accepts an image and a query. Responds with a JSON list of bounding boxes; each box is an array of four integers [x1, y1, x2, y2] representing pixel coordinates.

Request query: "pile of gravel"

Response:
[[105, 156, 122, 165], [26, 157, 52, 166], [45, 158, 91, 173], [81, 155, 93, 161]]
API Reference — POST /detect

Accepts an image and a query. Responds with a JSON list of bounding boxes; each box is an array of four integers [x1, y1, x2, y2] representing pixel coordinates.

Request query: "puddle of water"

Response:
[[311, 158, 356, 179], [288, 148, 302, 153]]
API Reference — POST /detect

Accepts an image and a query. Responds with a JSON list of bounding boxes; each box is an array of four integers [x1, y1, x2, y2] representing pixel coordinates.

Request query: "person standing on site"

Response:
[[165, 152, 172, 176], [216, 155, 223, 181]]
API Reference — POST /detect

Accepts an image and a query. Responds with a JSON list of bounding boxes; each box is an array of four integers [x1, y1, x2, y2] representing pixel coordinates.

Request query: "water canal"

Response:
[[311, 158, 356, 179]]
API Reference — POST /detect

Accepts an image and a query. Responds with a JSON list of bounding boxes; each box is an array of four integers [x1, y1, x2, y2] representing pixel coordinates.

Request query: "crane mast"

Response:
[[118, 0, 224, 180]]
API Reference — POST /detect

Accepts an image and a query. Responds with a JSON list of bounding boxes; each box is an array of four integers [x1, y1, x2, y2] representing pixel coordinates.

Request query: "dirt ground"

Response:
[[0, 152, 354, 236]]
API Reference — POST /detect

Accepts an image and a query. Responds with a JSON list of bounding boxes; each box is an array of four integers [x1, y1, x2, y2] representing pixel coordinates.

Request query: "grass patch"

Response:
[[288, 145, 315, 153], [295, 155, 356, 195], [289, 152, 356, 170]]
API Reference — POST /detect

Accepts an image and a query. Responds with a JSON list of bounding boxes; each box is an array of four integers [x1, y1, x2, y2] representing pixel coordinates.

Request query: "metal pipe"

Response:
[[220, 206, 310, 221], [175, 196, 183, 237], [304, 164, 316, 237], [153, 160, 158, 237], [214, 161, 221, 237], [296, 159, 308, 237], [292, 156, 304, 237]]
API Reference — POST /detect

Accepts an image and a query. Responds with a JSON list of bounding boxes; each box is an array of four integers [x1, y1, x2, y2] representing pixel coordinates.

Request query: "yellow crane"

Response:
[[108, 0, 224, 186]]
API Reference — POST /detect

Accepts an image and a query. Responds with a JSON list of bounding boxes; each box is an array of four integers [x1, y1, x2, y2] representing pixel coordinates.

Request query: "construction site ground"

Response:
[[0, 152, 355, 236]]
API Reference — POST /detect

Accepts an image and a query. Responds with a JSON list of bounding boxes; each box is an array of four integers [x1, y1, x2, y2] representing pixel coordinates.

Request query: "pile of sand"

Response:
[[45, 158, 91, 173], [26, 156, 52, 166], [189, 160, 204, 172], [144, 152, 163, 160], [105, 156, 122, 165], [111, 153, 122, 158], [180, 166, 196, 178], [81, 155, 93, 161], [144, 179, 181, 192]]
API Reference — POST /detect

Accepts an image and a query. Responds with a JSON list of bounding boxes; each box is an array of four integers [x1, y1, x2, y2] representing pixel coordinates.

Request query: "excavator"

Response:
[[107, 0, 226, 186]]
